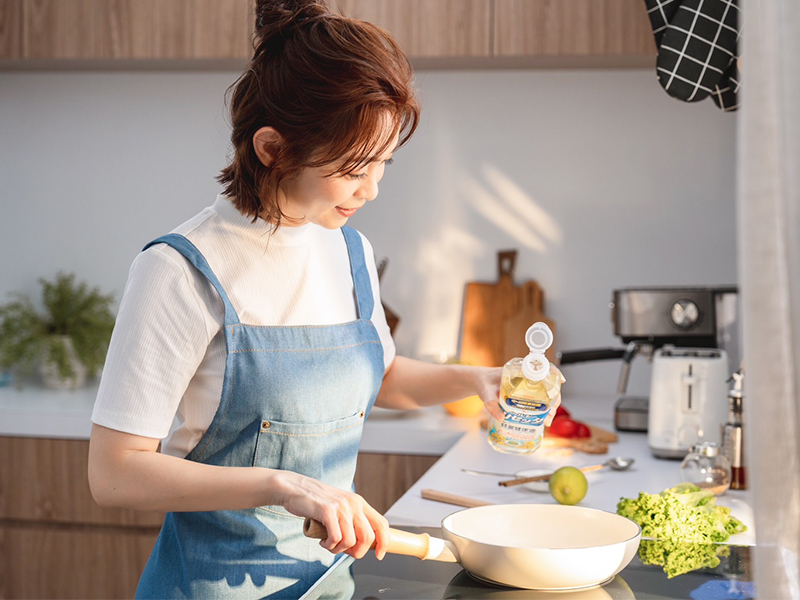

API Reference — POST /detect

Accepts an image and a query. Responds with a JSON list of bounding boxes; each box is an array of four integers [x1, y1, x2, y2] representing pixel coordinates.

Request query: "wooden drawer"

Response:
[[0, 436, 163, 527], [0, 521, 158, 599], [355, 452, 439, 514]]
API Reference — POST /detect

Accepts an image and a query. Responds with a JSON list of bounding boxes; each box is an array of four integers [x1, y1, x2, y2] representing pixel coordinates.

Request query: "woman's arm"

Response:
[[375, 356, 504, 419], [375, 356, 564, 424], [87, 424, 390, 559]]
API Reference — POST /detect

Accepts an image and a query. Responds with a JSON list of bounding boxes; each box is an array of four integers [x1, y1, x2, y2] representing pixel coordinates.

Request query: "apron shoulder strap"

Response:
[[143, 233, 241, 327], [341, 226, 375, 320]]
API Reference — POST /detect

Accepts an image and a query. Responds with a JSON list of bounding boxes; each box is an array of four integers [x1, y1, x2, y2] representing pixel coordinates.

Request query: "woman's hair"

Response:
[[217, 0, 420, 225]]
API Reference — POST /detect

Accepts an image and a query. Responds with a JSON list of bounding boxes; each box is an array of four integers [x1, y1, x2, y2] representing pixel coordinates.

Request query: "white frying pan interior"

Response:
[[441, 504, 641, 590]]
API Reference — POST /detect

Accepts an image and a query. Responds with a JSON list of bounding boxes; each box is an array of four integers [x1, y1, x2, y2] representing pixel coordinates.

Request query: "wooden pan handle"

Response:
[[303, 518, 437, 560]]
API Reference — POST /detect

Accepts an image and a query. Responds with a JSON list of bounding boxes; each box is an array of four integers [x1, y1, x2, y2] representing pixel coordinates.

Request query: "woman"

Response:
[[89, 1, 512, 597]]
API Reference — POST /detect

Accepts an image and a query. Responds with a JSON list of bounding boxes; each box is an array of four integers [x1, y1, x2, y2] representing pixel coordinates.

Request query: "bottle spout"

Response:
[[521, 322, 554, 381]]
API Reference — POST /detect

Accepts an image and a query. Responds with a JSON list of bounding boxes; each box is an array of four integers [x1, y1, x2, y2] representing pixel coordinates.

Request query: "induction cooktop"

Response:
[[300, 527, 756, 600]]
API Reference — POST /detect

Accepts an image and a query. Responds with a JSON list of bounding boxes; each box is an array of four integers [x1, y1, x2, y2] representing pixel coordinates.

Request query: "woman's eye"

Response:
[[348, 172, 368, 180], [384, 158, 394, 165]]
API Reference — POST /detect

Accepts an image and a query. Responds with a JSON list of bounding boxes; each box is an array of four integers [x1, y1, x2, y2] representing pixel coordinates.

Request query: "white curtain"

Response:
[[738, 1, 800, 598]]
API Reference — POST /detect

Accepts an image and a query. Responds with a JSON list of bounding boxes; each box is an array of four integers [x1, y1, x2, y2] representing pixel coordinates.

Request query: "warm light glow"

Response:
[[458, 164, 563, 253]]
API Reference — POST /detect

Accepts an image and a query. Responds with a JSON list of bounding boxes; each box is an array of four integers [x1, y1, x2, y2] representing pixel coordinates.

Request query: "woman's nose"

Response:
[[358, 174, 379, 202]]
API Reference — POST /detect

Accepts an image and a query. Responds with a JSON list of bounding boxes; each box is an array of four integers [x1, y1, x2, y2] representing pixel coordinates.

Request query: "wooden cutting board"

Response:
[[460, 250, 556, 367]]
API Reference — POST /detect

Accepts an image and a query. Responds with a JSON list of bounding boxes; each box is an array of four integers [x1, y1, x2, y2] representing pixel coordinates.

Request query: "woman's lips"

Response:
[[336, 207, 359, 217]]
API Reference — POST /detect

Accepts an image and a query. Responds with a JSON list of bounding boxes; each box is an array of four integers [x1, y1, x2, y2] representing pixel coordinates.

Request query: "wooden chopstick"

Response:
[[497, 463, 606, 488]]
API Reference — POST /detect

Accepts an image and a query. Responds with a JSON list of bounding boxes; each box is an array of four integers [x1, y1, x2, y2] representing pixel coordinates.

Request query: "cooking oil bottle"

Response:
[[487, 322, 561, 454]]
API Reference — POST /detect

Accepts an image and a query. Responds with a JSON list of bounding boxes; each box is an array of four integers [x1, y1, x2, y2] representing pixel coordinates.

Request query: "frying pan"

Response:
[[304, 504, 641, 590]]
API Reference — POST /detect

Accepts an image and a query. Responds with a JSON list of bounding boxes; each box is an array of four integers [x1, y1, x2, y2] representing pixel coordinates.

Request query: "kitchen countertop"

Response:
[[384, 394, 756, 546], [0, 380, 473, 454], [0, 381, 756, 545]]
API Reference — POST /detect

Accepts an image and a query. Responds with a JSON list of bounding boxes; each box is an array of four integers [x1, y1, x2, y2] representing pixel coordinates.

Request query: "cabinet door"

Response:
[[0, 0, 21, 58], [494, 0, 655, 57], [335, 0, 491, 58], [355, 452, 439, 514], [0, 523, 157, 599], [22, 0, 253, 60], [0, 437, 164, 527]]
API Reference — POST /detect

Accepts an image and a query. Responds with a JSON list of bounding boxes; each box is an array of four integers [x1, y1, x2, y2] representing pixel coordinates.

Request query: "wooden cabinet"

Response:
[[0, 437, 162, 599], [334, 0, 492, 58], [494, 0, 655, 58], [20, 0, 253, 61], [0, 435, 436, 598], [354, 452, 439, 514], [0, 525, 158, 599], [0, 0, 22, 59], [1, 0, 654, 68]]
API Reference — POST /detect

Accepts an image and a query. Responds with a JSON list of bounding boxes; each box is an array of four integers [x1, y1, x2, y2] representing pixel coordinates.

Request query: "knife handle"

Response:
[[302, 518, 437, 560], [420, 488, 493, 508]]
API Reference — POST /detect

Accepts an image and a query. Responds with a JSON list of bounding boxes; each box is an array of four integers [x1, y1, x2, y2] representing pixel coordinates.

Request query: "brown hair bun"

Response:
[[255, 0, 328, 39]]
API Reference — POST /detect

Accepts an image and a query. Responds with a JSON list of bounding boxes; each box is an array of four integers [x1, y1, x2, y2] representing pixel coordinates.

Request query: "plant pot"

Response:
[[38, 335, 87, 390]]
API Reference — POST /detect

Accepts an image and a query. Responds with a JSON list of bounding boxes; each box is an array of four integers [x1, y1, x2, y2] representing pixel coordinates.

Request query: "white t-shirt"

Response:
[[91, 195, 395, 457]]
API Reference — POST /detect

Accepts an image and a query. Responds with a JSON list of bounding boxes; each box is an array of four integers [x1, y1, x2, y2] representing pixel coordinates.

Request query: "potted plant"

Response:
[[0, 272, 115, 390]]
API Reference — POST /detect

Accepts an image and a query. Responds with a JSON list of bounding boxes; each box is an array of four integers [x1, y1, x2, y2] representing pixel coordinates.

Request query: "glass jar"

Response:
[[680, 442, 732, 495]]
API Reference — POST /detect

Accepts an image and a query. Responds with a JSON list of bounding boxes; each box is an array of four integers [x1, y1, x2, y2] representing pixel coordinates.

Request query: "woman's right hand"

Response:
[[272, 471, 390, 560]]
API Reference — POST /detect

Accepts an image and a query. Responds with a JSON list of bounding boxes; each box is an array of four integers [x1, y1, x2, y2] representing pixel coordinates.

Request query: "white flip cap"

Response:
[[521, 322, 554, 381]]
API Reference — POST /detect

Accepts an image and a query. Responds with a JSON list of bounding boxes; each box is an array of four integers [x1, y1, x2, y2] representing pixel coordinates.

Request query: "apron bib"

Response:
[[135, 226, 384, 599]]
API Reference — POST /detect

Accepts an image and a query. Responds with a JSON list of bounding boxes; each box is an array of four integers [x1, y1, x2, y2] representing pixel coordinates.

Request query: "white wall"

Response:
[[0, 69, 737, 397]]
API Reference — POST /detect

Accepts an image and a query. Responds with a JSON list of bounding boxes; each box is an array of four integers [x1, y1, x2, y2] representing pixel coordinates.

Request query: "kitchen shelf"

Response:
[[0, 0, 656, 69]]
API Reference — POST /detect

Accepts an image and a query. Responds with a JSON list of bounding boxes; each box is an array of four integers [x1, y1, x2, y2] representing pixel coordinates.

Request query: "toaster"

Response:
[[647, 347, 730, 459]]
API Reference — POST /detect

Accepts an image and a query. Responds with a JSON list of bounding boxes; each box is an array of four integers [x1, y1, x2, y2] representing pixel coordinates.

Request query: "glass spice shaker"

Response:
[[680, 441, 732, 495]]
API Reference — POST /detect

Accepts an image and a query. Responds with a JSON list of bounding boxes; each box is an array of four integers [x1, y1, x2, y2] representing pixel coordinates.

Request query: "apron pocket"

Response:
[[254, 410, 365, 489]]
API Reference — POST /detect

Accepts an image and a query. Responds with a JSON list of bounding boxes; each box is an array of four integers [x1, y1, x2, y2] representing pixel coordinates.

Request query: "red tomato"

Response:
[[555, 405, 571, 419], [574, 422, 592, 439], [548, 416, 578, 438]]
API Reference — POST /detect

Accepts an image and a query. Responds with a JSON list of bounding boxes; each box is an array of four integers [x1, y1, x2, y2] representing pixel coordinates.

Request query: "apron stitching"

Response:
[[264, 420, 363, 437], [230, 341, 380, 354], [227, 318, 373, 331], [192, 363, 236, 461]]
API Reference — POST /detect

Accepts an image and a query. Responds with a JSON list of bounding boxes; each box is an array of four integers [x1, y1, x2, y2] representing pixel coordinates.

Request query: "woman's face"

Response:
[[278, 133, 398, 230]]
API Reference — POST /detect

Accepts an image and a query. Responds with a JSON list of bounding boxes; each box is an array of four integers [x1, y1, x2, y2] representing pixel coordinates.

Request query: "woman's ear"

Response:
[[253, 127, 283, 166]]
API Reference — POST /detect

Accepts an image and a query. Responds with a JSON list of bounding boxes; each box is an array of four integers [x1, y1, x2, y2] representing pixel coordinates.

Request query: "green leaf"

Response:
[[0, 272, 116, 386]]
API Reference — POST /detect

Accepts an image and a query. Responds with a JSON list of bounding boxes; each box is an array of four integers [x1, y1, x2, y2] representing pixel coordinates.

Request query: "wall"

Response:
[[0, 69, 737, 397]]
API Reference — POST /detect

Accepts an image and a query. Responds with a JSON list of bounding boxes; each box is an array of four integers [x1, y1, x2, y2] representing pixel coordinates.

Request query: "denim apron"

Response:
[[135, 226, 384, 599]]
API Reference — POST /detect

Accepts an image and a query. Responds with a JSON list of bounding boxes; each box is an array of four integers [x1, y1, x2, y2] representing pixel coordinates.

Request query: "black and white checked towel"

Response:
[[643, 0, 741, 111]]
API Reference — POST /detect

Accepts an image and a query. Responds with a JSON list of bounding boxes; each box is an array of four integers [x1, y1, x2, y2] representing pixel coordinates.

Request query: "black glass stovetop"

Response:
[[300, 528, 755, 600]]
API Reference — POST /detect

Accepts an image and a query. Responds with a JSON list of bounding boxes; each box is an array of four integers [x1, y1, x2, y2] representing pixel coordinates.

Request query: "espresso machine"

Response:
[[558, 286, 740, 458]]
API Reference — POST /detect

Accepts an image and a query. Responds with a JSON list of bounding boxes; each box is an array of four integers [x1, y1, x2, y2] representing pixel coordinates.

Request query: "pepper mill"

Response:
[[721, 370, 747, 490]]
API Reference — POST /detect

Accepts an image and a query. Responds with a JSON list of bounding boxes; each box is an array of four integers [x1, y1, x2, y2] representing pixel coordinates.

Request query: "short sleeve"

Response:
[[91, 246, 220, 439]]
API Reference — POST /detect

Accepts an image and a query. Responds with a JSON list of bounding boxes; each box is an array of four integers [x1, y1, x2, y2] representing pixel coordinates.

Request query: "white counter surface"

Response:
[[384, 394, 756, 546], [0, 381, 100, 439], [0, 382, 473, 454]]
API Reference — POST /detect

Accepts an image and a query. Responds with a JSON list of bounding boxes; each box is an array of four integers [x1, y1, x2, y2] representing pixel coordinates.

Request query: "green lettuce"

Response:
[[616, 483, 747, 578]]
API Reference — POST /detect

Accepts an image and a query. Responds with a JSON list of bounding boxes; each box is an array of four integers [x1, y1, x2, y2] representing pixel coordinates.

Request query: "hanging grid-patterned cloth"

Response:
[[643, 0, 741, 111]]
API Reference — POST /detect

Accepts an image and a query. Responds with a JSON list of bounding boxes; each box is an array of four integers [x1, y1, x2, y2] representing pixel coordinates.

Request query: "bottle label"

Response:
[[487, 397, 553, 452], [505, 396, 549, 413]]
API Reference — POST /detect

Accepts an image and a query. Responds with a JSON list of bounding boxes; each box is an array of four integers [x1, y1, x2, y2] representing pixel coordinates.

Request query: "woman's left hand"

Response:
[[473, 363, 566, 424], [471, 366, 504, 421]]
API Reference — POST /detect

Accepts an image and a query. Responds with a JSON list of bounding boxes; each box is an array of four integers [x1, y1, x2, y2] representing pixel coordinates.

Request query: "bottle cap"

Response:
[[690, 441, 720, 457], [521, 322, 554, 381]]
